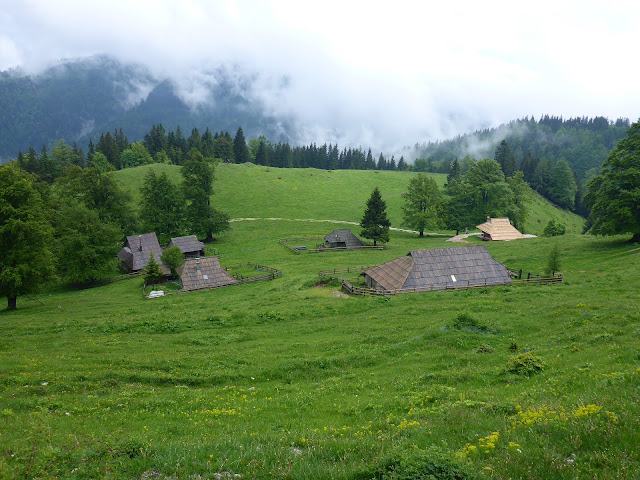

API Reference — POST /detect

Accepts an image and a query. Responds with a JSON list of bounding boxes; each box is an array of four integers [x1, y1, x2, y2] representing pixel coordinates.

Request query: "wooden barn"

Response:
[[362, 245, 511, 292], [176, 257, 239, 292], [118, 232, 169, 274], [476, 217, 524, 241], [324, 229, 364, 249], [167, 235, 205, 258]]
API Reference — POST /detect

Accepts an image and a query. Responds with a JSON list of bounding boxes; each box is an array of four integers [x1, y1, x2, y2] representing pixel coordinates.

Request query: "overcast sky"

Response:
[[1, 1, 639, 151]]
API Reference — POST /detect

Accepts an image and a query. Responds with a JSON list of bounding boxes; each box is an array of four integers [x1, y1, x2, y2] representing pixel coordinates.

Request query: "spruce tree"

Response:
[[360, 187, 391, 245], [233, 127, 250, 164], [495, 140, 517, 178]]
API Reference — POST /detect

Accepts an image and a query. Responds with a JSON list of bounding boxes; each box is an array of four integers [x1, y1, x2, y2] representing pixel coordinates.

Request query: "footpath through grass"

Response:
[[1, 217, 639, 479]]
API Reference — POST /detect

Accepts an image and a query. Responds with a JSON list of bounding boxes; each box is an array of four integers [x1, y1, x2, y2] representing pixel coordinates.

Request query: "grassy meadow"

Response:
[[1, 165, 639, 479]]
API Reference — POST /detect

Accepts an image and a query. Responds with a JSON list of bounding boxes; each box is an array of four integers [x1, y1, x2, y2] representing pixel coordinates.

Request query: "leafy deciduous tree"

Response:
[[401, 174, 444, 236], [585, 120, 640, 242], [0, 165, 56, 309], [140, 169, 184, 244]]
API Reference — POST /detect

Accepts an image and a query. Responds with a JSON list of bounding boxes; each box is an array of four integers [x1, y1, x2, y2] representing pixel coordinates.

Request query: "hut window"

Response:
[[451, 274, 457, 282]]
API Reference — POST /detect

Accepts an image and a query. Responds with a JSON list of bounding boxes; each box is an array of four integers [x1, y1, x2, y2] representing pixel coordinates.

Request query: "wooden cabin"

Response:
[[476, 217, 524, 241], [324, 229, 364, 249], [176, 257, 238, 292], [118, 232, 169, 274], [362, 245, 511, 292], [167, 235, 205, 258]]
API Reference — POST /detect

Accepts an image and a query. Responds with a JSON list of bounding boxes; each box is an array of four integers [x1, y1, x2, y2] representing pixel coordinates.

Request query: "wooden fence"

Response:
[[338, 274, 562, 297], [279, 238, 383, 254], [144, 263, 282, 298]]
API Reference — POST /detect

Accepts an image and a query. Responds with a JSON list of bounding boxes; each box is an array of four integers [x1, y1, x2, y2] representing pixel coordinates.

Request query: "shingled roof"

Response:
[[177, 257, 239, 292], [363, 245, 511, 292], [118, 232, 169, 273], [324, 229, 364, 248], [476, 217, 524, 241], [167, 235, 205, 255]]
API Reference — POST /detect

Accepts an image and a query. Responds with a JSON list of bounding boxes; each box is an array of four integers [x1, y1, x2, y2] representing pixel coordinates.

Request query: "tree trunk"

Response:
[[7, 296, 17, 310], [419, 230, 424, 237], [631, 233, 640, 243], [373, 239, 377, 246]]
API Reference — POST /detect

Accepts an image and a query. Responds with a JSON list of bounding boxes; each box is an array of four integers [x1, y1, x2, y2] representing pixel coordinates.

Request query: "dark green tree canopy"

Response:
[[233, 127, 250, 164], [360, 187, 391, 245], [585, 120, 640, 242], [140, 169, 185, 244], [494, 140, 517, 178]]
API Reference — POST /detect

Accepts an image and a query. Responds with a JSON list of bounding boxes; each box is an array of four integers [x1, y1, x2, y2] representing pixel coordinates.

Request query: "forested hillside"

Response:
[[0, 56, 285, 160]]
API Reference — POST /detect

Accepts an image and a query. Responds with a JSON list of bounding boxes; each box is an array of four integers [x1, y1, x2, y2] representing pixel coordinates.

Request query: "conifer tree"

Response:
[[360, 187, 391, 245], [495, 140, 517, 178], [233, 127, 250, 164]]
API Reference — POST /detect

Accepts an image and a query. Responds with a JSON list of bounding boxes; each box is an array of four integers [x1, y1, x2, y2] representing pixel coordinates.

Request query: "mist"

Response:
[[2, 1, 639, 154]]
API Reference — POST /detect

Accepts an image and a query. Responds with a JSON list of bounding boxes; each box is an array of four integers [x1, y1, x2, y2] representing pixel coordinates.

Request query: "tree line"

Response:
[[0, 149, 228, 310]]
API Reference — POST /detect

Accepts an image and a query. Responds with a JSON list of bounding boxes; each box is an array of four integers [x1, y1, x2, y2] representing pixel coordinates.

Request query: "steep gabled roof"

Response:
[[177, 257, 238, 292], [363, 245, 511, 292], [118, 232, 168, 272], [476, 217, 524, 241], [324, 229, 364, 248], [362, 255, 414, 290], [167, 235, 205, 254]]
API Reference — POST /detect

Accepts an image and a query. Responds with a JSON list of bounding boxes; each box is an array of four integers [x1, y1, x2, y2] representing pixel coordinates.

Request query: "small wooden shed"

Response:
[[167, 235, 205, 258], [476, 217, 524, 241], [362, 245, 511, 292], [324, 229, 364, 249], [176, 257, 238, 292], [118, 232, 169, 274]]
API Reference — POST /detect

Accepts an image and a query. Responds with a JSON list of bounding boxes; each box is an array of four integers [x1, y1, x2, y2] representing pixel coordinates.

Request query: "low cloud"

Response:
[[1, 1, 639, 154]]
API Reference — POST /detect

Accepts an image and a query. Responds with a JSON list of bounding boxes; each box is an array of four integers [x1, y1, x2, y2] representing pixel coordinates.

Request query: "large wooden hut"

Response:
[[167, 235, 205, 258], [362, 245, 511, 293], [177, 257, 239, 292], [324, 229, 364, 249], [476, 217, 524, 241], [118, 233, 169, 274]]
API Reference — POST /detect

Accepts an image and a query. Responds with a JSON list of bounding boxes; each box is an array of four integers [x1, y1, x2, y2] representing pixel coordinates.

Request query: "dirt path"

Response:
[[229, 217, 449, 236], [446, 232, 481, 242]]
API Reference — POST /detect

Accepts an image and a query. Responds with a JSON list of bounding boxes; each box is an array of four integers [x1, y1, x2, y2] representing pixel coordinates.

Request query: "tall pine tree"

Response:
[[360, 187, 391, 245]]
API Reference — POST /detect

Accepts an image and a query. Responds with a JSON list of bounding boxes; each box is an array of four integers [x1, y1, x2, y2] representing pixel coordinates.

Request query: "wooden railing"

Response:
[[340, 274, 562, 297]]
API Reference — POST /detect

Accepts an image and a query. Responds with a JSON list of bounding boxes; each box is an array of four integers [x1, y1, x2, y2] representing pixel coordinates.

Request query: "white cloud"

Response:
[[1, 0, 639, 152]]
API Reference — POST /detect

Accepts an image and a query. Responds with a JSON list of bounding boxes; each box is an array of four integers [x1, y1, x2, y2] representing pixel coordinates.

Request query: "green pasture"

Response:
[[1, 166, 638, 479], [114, 163, 585, 236]]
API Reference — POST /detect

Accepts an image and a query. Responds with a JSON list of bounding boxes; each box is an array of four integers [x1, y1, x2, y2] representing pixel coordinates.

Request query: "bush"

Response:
[[452, 314, 492, 333], [142, 252, 164, 285], [360, 446, 478, 480], [544, 219, 566, 236], [507, 352, 545, 376], [161, 246, 184, 276]]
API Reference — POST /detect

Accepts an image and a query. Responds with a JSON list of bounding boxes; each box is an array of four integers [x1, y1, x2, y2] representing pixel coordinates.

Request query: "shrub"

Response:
[[452, 314, 492, 333], [161, 246, 184, 276], [544, 219, 566, 236], [507, 352, 545, 376], [360, 446, 478, 480], [476, 343, 494, 353]]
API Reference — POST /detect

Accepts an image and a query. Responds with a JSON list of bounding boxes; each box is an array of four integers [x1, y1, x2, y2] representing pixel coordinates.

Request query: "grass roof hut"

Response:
[[362, 245, 511, 293], [177, 257, 239, 292], [324, 229, 364, 249], [476, 217, 524, 241], [118, 232, 169, 274], [167, 235, 205, 258]]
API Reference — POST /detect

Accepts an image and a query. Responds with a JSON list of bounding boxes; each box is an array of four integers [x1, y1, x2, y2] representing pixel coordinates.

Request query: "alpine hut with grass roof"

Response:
[[324, 229, 364, 249], [177, 257, 239, 292], [362, 245, 511, 293], [167, 235, 205, 258], [118, 232, 169, 274], [476, 217, 525, 241]]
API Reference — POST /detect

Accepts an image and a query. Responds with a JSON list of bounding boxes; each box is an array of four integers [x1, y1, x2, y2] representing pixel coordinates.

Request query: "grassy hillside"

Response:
[[2, 166, 635, 479], [115, 163, 584, 236]]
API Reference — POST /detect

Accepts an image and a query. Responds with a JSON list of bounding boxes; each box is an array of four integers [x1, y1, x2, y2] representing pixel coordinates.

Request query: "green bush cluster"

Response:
[[544, 219, 566, 236], [506, 352, 545, 376]]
